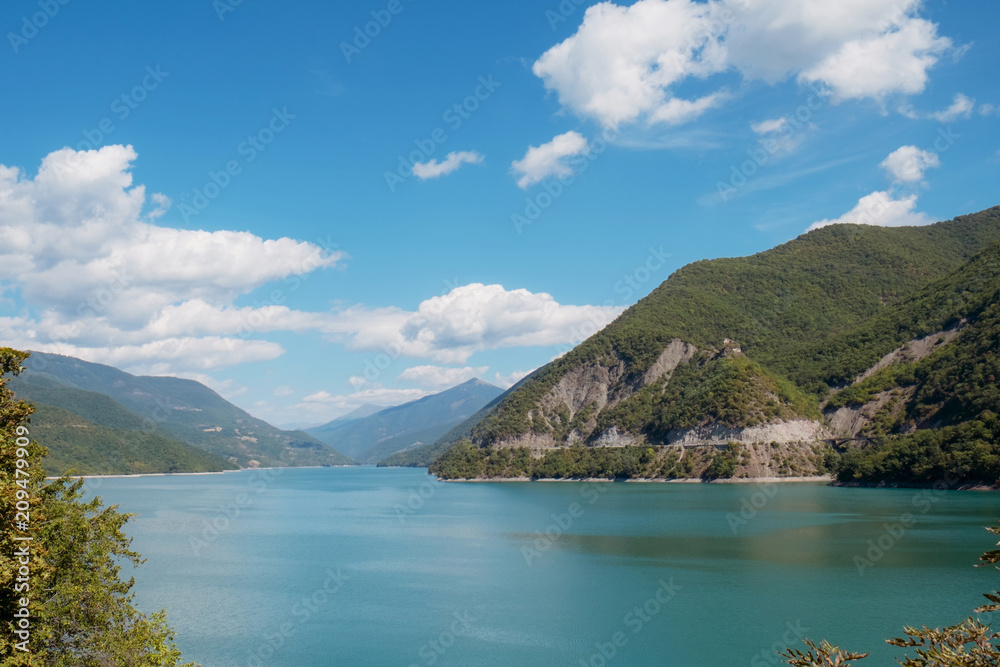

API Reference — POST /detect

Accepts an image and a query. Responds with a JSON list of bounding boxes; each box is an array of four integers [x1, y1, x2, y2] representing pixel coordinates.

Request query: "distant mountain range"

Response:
[[429, 206, 1000, 485], [13, 352, 354, 474], [307, 379, 503, 464]]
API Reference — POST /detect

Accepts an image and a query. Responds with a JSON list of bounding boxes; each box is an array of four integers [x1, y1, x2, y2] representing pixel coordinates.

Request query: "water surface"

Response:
[[85, 468, 1000, 666]]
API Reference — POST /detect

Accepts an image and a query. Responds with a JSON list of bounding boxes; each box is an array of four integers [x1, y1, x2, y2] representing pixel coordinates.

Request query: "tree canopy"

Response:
[[1, 348, 197, 666]]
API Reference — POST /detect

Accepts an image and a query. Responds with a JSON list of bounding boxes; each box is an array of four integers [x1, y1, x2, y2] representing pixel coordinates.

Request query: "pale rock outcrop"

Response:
[[666, 419, 825, 446]]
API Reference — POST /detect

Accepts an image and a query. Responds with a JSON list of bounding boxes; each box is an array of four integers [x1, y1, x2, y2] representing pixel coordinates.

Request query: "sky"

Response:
[[0, 0, 997, 428]]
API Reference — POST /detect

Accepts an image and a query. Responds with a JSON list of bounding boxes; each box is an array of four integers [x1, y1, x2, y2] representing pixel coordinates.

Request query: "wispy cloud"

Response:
[[413, 151, 484, 180], [511, 131, 589, 188]]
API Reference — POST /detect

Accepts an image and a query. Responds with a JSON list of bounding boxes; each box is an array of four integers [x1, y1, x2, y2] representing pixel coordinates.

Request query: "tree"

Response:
[[782, 521, 1000, 666], [1, 348, 197, 666]]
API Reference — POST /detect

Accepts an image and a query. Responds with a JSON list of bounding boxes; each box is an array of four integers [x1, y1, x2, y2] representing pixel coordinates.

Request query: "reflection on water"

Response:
[[86, 469, 999, 666]]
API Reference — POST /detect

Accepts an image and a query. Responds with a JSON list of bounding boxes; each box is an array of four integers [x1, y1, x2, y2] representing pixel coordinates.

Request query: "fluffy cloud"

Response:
[[808, 190, 933, 231], [880, 145, 940, 184], [532, 0, 954, 128], [511, 132, 590, 188], [412, 151, 484, 180], [320, 283, 625, 364], [798, 18, 950, 101], [808, 143, 943, 232], [0, 146, 342, 374], [397, 365, 489, 389]]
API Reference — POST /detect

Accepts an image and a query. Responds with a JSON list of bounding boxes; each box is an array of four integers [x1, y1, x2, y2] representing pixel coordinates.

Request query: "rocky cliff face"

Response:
[[435, 208, 1000, 482]]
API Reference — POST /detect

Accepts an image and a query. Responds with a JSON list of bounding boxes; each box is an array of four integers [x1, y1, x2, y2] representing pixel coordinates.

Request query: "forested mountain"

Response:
[[13, 352, 354, 470], [431, 207, 1000, 484], [308, 379, 502, 464], [30, 403, 233, 476]]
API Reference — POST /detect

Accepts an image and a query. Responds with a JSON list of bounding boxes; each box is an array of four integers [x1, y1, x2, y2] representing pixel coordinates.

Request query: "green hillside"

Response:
[[30, 403, 234, 476], [14, 353, 354, 468], [821, 242, 1000, 484], [472, 207, 1000, 446], [308, 379, 502, 464], [430, 207, 1000, 485]]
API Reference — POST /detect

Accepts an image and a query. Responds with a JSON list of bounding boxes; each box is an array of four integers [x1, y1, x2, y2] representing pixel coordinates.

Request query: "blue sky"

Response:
[[0, 0, 997, 427]]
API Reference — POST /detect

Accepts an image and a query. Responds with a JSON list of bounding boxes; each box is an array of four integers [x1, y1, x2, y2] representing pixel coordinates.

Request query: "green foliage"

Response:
[[702, 444, 738, 480], [0, 348, 197, 666], [835, 416, 1000, 486], [13, 353, 352, 468], [590, 353, 817, 445], [377, 439, 457, 468], [472, 208, 1000, 450], [29, 404, 233, 477], [430, 441, 665, 480], [783, 519, 1000, 666], [781, 639, 870, 666]]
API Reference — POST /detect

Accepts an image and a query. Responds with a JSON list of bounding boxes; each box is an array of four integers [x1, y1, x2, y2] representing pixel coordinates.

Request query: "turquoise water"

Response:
[[84, 467, 1000, 666]]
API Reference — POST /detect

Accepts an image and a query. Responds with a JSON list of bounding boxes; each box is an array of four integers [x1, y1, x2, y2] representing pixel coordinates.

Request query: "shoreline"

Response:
[[47, 464, 354, 481], [438, 475, 834, 484]]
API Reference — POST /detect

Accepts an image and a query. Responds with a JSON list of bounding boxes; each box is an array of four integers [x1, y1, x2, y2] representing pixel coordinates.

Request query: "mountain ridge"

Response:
[[307, 378, 503, 463], [14, 352, 354, 469], [430, 206, 1000, 484]]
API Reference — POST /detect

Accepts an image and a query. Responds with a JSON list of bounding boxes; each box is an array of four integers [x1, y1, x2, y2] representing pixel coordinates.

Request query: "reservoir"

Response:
[[85, 467, 999, 666]]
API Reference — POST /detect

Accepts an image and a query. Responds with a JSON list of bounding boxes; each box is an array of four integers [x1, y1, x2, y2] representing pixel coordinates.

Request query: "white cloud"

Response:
[[532, 0, 954, 129], [398, 365, 489, 389], [294, 386, 427, 421], [0, 146, 343, 375], [927, 93, 975, 122], [174, 372, 249, 400], [900, 93, 976, 121], [14, 337, 285, 374], [808, 191, 933, 231], [412, 151, 484, 180], [808, 144, 942, 232], [979, 103, 999, 117], [880, 145, 940, 184], [511, 132, 590, 188], [318, 283, 625, 364], [494, 369, 533, 389], [648, 92, 727, 125], [273, 385, 294, 397], [798, 19, 950, 102], [751, 118, 788, 135]]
